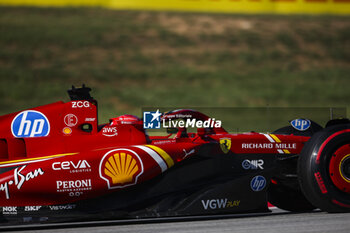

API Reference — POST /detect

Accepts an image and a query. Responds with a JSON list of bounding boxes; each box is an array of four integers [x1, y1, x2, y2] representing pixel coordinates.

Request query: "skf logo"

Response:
[[11, 110, 50, 138], [99, 149, 144, 189], [220, 138, 231, 154], [291, 119, 311, 131], [242, 159, 264, 170], [201, 199, 240, 210], [143, 110, 161, 129], [24, 206, 41, 211]]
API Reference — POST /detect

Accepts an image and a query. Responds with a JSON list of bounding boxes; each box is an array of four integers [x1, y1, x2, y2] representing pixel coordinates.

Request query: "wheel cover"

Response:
[[329, 144, 350, 193]]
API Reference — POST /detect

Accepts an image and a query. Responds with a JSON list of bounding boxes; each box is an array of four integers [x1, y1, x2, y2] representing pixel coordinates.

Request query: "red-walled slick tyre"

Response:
[[298, 124, 350, 212]]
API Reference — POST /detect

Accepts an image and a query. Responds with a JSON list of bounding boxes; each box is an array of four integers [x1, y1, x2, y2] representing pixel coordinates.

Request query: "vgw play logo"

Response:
[[11, 110, 50, 138]]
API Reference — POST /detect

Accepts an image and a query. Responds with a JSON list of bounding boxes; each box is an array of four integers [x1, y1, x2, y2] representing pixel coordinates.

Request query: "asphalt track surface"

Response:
[[1, 209, 350, 233]]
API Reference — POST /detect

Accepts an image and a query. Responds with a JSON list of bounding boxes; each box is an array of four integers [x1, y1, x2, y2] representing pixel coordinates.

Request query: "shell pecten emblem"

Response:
[[105, 152, 138, 185], [99, 149, 144, 189]]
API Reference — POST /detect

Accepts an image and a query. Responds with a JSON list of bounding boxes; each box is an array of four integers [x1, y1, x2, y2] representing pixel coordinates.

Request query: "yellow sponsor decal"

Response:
[[270, 134, 291, 154], [270, 134, 282, 143], [145, 145, 174, 168], [0, 0, 349, 14], [0, 152, 77, 166], [0, 0, 109, 7]]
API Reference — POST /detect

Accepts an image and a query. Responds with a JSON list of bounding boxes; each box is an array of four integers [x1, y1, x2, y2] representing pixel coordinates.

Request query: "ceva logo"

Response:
[[52, 160, 91, 171], [290, 119, 311, 131], [11, 110, 50, 138]]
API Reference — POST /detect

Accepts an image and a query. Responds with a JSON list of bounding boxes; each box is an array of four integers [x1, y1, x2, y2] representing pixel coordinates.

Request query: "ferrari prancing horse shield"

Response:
[[220, 138, 231, 154]]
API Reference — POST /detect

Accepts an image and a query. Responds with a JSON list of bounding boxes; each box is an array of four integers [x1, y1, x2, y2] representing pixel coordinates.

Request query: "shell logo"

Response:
[[99, 149, 144, 189]]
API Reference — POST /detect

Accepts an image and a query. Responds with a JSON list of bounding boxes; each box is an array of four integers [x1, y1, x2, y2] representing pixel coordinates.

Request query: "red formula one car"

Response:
[[0, 86, 349, 225]]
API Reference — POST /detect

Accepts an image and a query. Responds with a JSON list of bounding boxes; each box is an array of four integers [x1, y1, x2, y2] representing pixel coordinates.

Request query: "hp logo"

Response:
[[290, 119, 311, 131], [250, 175, 266, 192], [11, 110, 50, 138]]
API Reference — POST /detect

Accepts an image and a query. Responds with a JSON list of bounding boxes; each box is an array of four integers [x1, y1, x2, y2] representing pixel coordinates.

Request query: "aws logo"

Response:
[[102, 126, 118, 137], [99, 149, 144, 189]]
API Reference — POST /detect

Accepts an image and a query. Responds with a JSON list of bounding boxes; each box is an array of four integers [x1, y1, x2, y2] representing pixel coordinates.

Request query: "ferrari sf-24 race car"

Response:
[[0, 86, 350, 225]]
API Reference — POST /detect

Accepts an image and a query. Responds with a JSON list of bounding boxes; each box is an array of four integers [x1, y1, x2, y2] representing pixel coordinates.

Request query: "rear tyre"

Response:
[[268, 182, 315, 212], [298, 124, 350, 212], [269, 121, 321, 212]]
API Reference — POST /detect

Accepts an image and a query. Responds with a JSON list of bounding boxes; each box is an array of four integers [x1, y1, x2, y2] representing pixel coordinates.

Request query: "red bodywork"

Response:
[[0, 99, 309, 207]]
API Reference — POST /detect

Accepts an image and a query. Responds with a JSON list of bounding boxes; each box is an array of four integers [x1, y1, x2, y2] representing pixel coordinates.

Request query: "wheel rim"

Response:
[[329, 144, 350, 193], [340, 155, 350, 181]]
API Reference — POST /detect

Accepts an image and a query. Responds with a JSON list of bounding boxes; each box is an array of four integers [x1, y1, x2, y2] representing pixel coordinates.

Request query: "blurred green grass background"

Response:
[[0, 7, 349, 124]]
